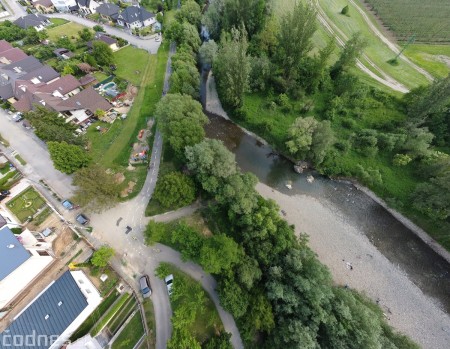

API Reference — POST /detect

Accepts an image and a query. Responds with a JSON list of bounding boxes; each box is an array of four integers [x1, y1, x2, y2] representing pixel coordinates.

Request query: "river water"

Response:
[[200, 72, 450, 316]]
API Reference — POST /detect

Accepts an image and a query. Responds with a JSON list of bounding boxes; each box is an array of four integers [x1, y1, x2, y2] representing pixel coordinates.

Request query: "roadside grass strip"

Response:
[[91, 293, 131, 336]]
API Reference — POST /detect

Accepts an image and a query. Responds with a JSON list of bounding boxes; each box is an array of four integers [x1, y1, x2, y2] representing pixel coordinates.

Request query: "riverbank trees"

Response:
[[207, 0, 450, 248]]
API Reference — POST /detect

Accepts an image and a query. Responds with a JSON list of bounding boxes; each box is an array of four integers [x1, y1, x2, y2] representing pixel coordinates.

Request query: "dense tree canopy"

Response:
[[153, 172, 196, 209], [48, 141, 91, 174], [91, 246, 115, 268], [72, 164, 122, 213], [92, 40, 114, 67], [155, 94, 208, 157]]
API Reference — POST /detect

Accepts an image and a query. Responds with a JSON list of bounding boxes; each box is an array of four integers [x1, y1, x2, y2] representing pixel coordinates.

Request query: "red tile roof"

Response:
[[0, 40, 13, 54], [0, 48, 28, 64], [55, 87, 112, 112], [39, 75, 81, 95]]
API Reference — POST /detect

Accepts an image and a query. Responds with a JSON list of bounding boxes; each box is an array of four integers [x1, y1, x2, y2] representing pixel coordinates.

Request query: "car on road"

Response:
[[139, 275, 152, 298], [12, 113, 23, 122], [125, 225, 132, 234], [1, 190, 10, 196], [62, 199, 74, 210], [76, 213, 89, 225], [155, 36, 160, 42], [165, 274, 174, 295]]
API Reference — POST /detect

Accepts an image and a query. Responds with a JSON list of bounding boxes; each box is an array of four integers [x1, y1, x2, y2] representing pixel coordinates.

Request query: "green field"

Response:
[[47, 21, 89, 42], [111, 312, 145, 349], [49, 18, 69, 27], [6, 187, 46, 223], [363, 0, 450, 43], [316, 0, 430, 89], [403, 44, 450, 78], [114, 46, 152, 86]]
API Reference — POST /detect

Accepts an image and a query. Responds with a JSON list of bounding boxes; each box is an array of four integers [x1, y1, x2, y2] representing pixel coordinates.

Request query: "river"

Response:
[[200, 70, 450, 326]]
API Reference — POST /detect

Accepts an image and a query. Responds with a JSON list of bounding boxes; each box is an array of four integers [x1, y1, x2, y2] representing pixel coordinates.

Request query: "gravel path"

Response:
[[256, 182, 450, 349]]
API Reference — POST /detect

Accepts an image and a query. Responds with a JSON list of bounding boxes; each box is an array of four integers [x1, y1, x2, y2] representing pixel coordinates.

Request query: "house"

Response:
[[14, 14, 51, 31], [77, 62, 95, 73], [87, 33, 119, 52], [53, 48, 75, 60], [117, 6, 156, 29], [50, 0, 77, 13], [95, 2, 120, 21], [78, 74, 97, 88], [76, 0, 100, 15], [0, 226, 54, 310], [0, 270, 102, 349], [31, 0, 55, 14], [0, 48, 28, 65]]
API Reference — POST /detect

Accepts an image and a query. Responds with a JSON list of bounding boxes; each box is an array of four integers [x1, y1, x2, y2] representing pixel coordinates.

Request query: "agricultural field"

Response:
[[403, 44, 450, 78], [362, 0, 450, 43], [6, 187, 47, 223]]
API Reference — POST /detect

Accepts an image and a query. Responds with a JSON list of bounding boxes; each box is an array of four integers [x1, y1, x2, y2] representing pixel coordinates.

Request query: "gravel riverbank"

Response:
[[256, 182, 450, 349]]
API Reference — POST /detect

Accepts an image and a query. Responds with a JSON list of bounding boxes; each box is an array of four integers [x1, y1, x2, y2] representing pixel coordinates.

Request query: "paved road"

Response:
[[46, 13, 162, 54], [0, 0, 26, 20], [0, 112, 75, 198]]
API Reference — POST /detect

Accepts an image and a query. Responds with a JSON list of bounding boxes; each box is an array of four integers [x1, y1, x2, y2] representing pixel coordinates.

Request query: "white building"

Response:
[[0, 226, 54, 310], [50, 0, 77, 13], [117, 6, 156, 29]]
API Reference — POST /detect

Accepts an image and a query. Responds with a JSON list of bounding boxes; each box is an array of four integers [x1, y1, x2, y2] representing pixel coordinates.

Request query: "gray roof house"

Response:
[[95, 2, 120, 20], [14, 14, 51, 32], [117, 6, 156, 29], [0, 270, 101, 349], [0, 226, 31, 281]]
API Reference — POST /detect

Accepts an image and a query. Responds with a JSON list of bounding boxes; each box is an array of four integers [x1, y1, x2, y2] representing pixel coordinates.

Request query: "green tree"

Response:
[[198, 40, 218, 66], [62, 64, 75, 76], [341, 4, 350, 15], [176, 0, 202, 26], [93, 25, 105, 32], [217, 172, 259, 216], [393, 153, 412, 166], [23, 27, 40, 45], [331, 33, 367, 79], [171, 223, 204, 261], [169, 60, 200, 98], [185, 139, 237, 194], [276, 2, 317, 83], [72, 164, 122, 213], [413, 171, 450, 220], [181, 22, 201, 52], [214, 27, 250, 108], [199, 234, 241, 274], [202, 332, 233, 349], [56, 36, 75, 51], [47, 141, 91, 174], [402, 126, 434, 158], [78, 27, 94, 42], [155, 94, 208, 157], [221, 0, 267, 39], [91, 246, 115, 268], [92, 40, 114, 67], [145, 220, 167, 245], [153, 172, 196, 209], [286, 116, 334, 165], [26, 106, 83, 146]]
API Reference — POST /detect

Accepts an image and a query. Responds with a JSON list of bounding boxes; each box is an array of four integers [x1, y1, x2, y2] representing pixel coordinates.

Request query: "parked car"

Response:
[[155, 36, 161, 42], [62, 199, 74, 210], [76, 213, 89, 225], [125, 225, 132, 234], [12, 112, 23, 122], [165, 274, 174, 295], [139, 275, 152, 298], [1, 190, 10, 196]]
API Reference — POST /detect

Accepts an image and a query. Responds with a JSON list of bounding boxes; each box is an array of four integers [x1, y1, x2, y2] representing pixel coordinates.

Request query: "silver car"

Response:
[[139, 275, 152, 298]]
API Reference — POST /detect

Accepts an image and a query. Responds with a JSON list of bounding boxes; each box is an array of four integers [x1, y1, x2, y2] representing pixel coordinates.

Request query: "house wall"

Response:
[[110, 43, 118, 52], [143, 17, 155, 27]]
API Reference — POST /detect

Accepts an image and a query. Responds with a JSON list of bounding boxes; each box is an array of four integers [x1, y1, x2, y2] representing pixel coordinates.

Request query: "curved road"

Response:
[[0, 3, 243, 346]]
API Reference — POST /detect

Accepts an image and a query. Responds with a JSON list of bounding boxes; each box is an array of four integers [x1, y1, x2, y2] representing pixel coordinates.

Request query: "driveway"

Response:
[[46, 13, 162, 54]]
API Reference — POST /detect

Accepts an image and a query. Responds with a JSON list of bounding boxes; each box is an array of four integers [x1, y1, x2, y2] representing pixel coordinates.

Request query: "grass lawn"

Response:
[[93, 71, 109, 83], [49, 18, 69, 27], [0, 163, 10, 175], [0, 170, 21, 191], [111, 312, 145, 349], [33, 206, 51, 227], [91, 293, 131, 336], [403, 44, 450, 79], [6, 187, 46, 223], [70, 291, 120, 341], [47, 21, 90, 42], [162, 264, 224, 343], [114, 46, 151, 86], [315, 0, 430, 89], [142, 300, 156, 349], [108, 296, 138, 334]]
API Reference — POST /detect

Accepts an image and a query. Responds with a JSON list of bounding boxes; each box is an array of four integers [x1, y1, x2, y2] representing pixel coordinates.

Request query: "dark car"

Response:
[[1, 190, 10, 196], [76, 213, 89, 225], [125, 225, 132, 234], [139, 275, 152, 298]]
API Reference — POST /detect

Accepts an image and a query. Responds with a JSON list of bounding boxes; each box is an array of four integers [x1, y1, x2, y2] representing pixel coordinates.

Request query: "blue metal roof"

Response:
[[0, 226, 31, 281], [0, 271, 89, 349]]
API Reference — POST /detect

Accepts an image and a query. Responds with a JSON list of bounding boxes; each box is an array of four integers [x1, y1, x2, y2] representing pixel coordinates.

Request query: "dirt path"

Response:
[[349, 0, 434, 82], [313, 0, 424, 93]]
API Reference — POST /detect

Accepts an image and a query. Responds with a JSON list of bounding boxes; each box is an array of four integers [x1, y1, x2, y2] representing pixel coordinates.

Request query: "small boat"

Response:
[[285, 181, 292, 190]]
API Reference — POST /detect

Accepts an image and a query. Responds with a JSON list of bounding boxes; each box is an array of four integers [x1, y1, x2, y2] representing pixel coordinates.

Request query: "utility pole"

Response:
[[394, 34, 416, 61]]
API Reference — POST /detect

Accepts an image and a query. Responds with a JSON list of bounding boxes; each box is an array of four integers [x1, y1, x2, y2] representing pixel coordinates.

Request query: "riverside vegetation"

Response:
[[145, 1, 422, 347]]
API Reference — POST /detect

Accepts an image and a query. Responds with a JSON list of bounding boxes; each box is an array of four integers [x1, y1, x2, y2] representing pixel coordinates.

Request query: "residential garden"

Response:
[[6, 186, 47, 223], [0, 158, 22, 192]]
